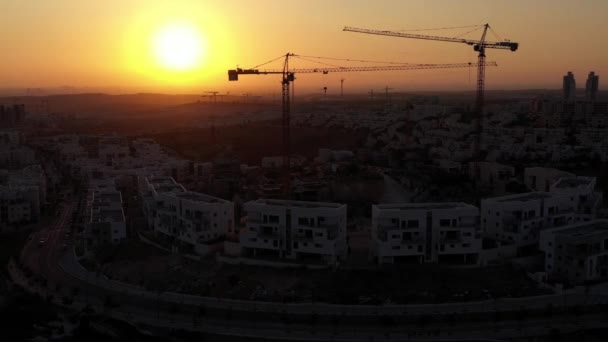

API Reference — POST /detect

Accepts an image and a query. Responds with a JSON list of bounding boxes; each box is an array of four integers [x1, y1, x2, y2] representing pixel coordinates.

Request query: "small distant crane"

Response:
[[228, 53, 496, 196], [383, 86, 393, 100], [204, 91, 220, 103]]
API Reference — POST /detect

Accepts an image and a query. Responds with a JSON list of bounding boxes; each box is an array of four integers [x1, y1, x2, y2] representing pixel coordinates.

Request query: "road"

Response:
[[12, 202, 608, 341]]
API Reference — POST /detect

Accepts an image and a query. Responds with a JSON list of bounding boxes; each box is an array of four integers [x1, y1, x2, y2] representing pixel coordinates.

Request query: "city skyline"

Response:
[[1, 0, 607, 94]]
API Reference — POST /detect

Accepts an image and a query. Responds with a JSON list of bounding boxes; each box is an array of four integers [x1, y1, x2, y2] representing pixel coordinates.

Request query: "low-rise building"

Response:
[[240, 199, 347, 265], [481, 192, 575, 250], [524, 167, 574, 192], [469, 161, 515, 195], [549, 176, 603, 222], [85, 189, 126, 249], [540, 219, 608, 285], [153, 191, 234, 255], [371, 203, 481, 265]]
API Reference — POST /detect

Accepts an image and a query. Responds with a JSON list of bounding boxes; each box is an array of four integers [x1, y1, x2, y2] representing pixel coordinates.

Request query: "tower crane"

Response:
[[228, 53, 497, 196], [343, 24, 518, 152], [204, 91, 220, 103]]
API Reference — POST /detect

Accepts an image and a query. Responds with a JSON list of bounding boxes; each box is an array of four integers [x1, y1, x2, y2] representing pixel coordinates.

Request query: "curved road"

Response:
[[13, 202, 608, 341]]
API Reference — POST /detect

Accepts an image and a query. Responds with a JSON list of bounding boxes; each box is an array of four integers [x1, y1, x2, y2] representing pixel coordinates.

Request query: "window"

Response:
[[392, 246, 400, 250], [439, 219, 450, 227], [417, 245, 423, 252], [392, 234, 400, 239], [408, 220, 419, 228]]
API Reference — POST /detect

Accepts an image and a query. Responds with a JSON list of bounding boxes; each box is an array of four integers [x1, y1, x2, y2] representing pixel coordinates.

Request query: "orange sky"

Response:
[[1, 0, 606, 94]]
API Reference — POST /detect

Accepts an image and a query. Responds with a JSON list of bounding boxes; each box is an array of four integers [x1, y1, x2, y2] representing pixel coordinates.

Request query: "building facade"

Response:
[[240, 199, 348, 265], [481, 192, 575, 250], [372, 203, 481, 265], [540, 219, 608, 285]]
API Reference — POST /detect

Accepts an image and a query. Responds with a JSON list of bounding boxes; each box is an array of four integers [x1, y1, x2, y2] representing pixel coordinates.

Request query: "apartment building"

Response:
[[540, 219, 608, 285], [153, 191, 234, 255], [84, 189, 126, 249], [240, 199, 348, 265], [371, 203, 481, 265], [549, 176, 602, 222], [481, 192, 575, 250], [139, 175, 186, 221], [524, 167, 574, 192], [468, 161, 515, 195], [0, 186, 33, 227]]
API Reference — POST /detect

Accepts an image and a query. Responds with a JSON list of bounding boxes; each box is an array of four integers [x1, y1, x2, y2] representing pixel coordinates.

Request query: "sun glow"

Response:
[[152, 22, 205, 71]]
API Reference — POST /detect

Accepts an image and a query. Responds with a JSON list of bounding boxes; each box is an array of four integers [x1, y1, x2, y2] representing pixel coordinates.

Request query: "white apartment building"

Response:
[[240, 199, 348, 265], [139, 175, 185, 227], [85, 189, 126, 249], [371, 203, 481, 265], [524, 167, 574, 192], [540, 219, 608, 285], [153, 191, 234, 255], [481, 192, 575, 250], [549, 176, 602, 222]]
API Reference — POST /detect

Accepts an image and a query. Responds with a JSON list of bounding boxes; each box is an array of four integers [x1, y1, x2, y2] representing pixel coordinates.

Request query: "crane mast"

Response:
[[281, 54, 294, 195], [344, 24, 518, 154], [228, 54, 497, 196]]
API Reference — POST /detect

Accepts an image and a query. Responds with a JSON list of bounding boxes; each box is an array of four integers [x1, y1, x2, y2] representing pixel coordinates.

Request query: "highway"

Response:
[[12, 201, 608, 341]]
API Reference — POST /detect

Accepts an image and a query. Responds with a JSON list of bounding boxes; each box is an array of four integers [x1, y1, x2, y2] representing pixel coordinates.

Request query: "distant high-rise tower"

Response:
[[585, 71, 599, 101], [563, 71, 576, 101]]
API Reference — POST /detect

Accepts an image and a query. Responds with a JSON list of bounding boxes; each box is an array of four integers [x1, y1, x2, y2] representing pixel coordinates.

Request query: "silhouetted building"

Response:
[[563, 71, 576, 101], [0, 104, 26, 128], [586, 71, 599, 101]]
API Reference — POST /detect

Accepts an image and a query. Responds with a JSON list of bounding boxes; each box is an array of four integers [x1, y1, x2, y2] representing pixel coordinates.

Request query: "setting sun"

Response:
[[152, 23, 205, 71]]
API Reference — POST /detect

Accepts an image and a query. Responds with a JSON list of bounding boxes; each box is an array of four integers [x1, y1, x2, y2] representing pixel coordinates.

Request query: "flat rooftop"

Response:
[[553, 177, 594, 189], [376, 202, 475, 210], [154, 184, 185, 193], [147, 176, 185, 194], [554, 220, 608, 239], [100, 209, 124, 222], [494, 192, 553, 203], [252, 199, 344, 209], [173, 191, 227, 203]]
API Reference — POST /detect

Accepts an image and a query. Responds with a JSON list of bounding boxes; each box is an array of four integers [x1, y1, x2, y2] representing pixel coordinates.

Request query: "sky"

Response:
[[0, 0, 606, 94]]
